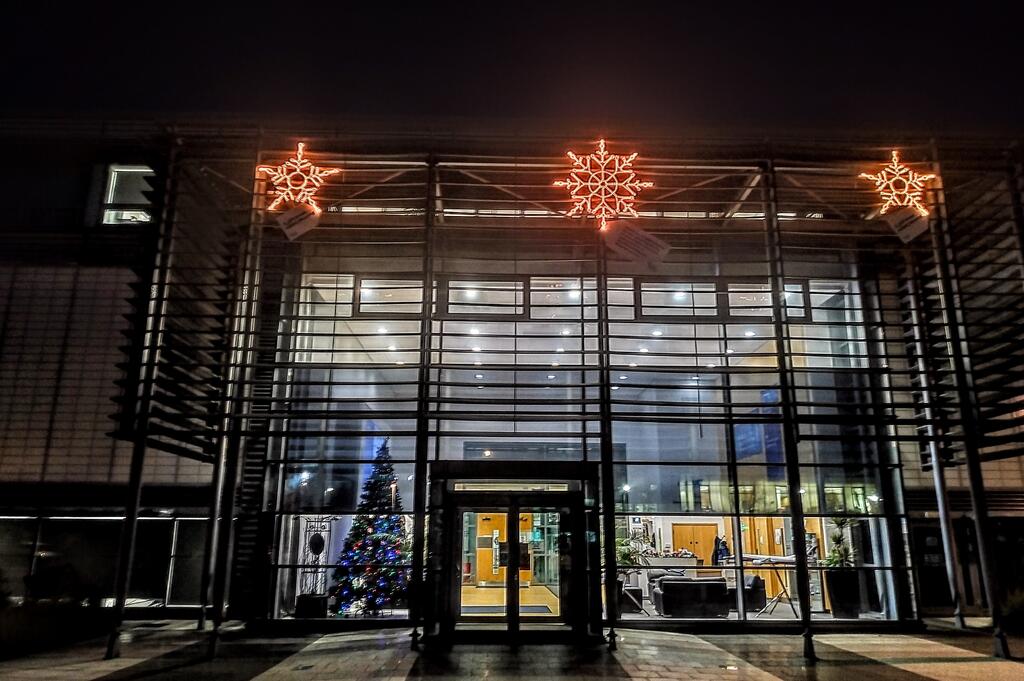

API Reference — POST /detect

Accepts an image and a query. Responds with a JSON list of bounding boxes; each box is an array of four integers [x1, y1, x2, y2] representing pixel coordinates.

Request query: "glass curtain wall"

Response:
[[253, 141, 914, 623]]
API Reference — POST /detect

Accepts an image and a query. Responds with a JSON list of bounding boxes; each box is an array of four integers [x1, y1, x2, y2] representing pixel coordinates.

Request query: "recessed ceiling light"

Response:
[[726, 349, 735, 354], [470, 327, 480, 335], [388, 345, 396, 351], [476, 385, 483, 389], [691, 375, 700, 380], [561, 329, 571, 336], [569, 290, 581, 299], [472, 346, 481, 352], [639, 347, 649, 353], [674, 291, 688, 300], [611, 386, 620, 390], [547, 374, 556, 379], [551, 362, 560, 367], [744, 331, 756, 337], [475, 374, 483, 379], [474, 361, 482, 366], [483, 449, 492, 457], [465, 289, 478, 299], [619, 375, 628, 380], [377, 327, 388, 334], [621, 484, 631, 492], [397, 361, 405, 365], [556, 347, 565, 353], [652, 329, 663, 336], [706, 363, 716, 368], [628, 362, 637, 368]]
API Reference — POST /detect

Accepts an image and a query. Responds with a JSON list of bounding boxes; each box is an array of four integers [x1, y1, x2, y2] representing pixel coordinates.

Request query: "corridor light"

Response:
[[621, 484, 631, 493], [474, 361, 482, 366], [651, 329, 663, 336], [611, 386, 620, 390], [619, 375, 628, 380], [744, 330, 756, 337], [472, 346, 481, 352], [470, 327, 480, 335], [726, 349, 735, 354], [388, 345, 396, 351], [639, 347, 649, 353], [475, 374, 483, 379], [377, 327, 388, 334], [569, 289, 581, 299], [561, 328, 571, 336], [483, 450, 493, 457], [465, 289, 478, 299], [551, 362, 560, 367], [628, 362, 637, 368], [557, 347, 565, 353], [547, 374, 556, 379]]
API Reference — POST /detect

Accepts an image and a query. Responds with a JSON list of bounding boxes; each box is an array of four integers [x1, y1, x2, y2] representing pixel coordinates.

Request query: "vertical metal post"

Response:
[[164, 517, 180, 606], [105, 144, 178, 660], [595, 230, 619, 650], [761, 159, 815, 661], [903, 253, 966, 627], [197, 445, 225, 630], [927, 146, 1010, 658], [409, 156, 437, 648]]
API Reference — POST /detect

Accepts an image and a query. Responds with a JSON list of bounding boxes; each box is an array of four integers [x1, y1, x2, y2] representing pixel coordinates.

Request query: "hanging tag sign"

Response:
[[879, 208, 929, 243], [275, 203, 321, 241], [603, 221, 671, 268]]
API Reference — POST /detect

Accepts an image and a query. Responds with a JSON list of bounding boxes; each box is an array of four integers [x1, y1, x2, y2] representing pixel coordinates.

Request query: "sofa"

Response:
[[650, 574, 767, 617]]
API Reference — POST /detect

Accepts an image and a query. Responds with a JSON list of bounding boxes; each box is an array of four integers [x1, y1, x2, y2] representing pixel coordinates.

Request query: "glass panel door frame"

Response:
[[449, 491, 579, 635]]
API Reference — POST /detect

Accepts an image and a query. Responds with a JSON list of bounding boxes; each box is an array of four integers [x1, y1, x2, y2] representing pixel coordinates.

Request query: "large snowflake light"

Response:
[[859, 150, 936, 217], [257, 142, 340, 216], [554, 139, 653, 230]]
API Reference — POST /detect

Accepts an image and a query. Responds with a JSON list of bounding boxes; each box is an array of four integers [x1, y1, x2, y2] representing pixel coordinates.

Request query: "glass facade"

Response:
[[241, 145, 922, 625]]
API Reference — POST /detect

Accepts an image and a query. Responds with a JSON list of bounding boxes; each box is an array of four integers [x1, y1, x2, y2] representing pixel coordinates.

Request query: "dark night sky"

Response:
[[3, 3, 1022, 137]]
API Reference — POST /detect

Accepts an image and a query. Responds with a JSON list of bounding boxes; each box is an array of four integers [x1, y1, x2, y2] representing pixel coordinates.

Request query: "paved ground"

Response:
[[1, 622, 1022, 680]]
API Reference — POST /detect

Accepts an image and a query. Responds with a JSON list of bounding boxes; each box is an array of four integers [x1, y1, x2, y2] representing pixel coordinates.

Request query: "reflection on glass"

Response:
[[459, 510, 508, 617]]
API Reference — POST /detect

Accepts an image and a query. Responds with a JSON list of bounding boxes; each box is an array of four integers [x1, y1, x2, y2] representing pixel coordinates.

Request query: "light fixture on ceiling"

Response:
[[744, 331, 756, 337], [377, 327, 388, 334], [651, 329, 663, 336]]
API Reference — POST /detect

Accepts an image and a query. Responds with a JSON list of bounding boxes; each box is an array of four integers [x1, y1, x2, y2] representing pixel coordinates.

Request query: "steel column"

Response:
[[903, 252, 965, 627], [595, 230, 620, 650], [105, 143, 178, 660], [409, 157, 437, 648], [761, 159, 815, 661]]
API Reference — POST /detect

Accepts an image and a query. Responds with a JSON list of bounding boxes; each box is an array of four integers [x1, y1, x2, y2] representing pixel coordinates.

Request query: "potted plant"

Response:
[[822, 517, 861, 619], [615, 531, 652, 614]]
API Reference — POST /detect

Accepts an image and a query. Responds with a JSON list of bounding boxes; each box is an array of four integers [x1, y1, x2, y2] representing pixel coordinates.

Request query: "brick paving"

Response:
[[0, 622, 1021, 680]]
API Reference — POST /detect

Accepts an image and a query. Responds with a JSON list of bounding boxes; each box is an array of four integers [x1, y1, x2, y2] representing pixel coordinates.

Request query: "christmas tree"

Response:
[[332, 438, 408, 615]]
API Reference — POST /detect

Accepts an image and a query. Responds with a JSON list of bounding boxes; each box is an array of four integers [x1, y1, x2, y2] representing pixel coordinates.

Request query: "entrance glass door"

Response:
[[454, 499, 575, 634]]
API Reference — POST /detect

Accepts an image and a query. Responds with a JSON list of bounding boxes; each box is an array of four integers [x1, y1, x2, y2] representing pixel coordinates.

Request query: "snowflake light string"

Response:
[[554, 139, 654, 230], [256, 142, 340, 216], [859, 150, 936, 218]]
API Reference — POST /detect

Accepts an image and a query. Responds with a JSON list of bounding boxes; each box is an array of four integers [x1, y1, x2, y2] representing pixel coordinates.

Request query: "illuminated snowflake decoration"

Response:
[[256, 142, 340, 216], [859, 150, 936, 217], [554, 139, 653, 230]]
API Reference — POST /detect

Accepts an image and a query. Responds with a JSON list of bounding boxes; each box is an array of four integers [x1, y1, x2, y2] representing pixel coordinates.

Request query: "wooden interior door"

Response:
[[671, 523, 719, 564]]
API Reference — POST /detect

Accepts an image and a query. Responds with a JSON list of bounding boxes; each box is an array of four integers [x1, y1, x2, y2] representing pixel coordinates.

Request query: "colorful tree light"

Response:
[[859, 150, 936, 217], [256, 142, 340, 216], [554, 139, 653, 230]]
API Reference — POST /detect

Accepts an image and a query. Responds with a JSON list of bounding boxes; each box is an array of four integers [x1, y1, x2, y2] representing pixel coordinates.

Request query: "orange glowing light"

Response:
[[554, 139, 653, 230], [256, 142, 340, 216], [859, 150, 936, 217]]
